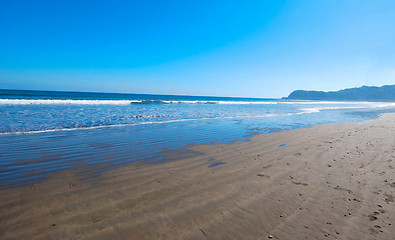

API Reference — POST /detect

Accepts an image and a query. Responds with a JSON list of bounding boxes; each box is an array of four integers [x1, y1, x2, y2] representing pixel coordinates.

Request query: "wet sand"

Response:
[[1, 114, 394, 240]]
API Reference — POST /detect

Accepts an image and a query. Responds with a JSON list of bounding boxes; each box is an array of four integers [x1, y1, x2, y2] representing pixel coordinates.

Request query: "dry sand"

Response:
[[1, 114, 395, 240]]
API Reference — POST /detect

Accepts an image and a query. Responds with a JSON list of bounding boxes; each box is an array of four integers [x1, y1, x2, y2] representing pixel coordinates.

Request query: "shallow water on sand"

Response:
[[1, 106, 395, 189]]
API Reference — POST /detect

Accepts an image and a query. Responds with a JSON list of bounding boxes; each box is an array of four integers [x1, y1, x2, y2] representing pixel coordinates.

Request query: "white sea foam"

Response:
[[0, 99, 137, 105], [299, 103, 395, 114], [284, 101, 395, 106], [300, 106, 366, 113], [160, 100, 279, 104], [0, 112, 307, 135], [2, 98, 395, 106], [0, 99, 279, 105]]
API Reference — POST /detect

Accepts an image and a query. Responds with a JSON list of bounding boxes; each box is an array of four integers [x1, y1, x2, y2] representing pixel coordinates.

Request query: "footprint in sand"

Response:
[[384, 193, 394, 203], [257, 174, 271, 178], [369, 227, 379, 235], [291, 181, 308, 186], [368, 214, 378, 221], [378, 208, 386, 213]]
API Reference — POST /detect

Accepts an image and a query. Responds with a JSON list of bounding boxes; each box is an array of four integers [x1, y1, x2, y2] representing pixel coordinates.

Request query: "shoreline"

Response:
[[1, 114, 394, 239]]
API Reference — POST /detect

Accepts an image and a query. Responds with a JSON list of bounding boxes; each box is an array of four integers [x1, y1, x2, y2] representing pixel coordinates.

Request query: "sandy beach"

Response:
[[1, 114, 394, 240]]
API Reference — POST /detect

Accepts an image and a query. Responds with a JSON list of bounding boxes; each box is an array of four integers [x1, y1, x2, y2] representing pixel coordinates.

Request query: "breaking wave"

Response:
[[2, 98, 395, 106]]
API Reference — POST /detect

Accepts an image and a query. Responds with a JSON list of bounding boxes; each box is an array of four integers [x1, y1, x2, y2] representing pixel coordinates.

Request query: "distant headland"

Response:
[[285, 84, 395, 101]]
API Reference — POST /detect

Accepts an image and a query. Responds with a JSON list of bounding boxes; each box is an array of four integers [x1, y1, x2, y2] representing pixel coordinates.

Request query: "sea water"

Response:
[[1, 89, 395, 188]]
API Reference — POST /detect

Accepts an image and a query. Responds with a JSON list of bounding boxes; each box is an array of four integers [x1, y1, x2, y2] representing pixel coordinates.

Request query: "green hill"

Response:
[[286, 85, 395, 101]]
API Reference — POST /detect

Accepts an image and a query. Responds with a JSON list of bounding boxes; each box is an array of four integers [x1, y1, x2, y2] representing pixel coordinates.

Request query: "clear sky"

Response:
[[1, 0, 394, 98]]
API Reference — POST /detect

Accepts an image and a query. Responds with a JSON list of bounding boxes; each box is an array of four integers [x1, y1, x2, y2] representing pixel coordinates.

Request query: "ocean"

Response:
[[1, 89, 395, 188]]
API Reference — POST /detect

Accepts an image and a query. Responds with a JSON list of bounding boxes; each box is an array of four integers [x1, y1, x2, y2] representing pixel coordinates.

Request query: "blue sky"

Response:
[[1, 0, 394, 98]]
